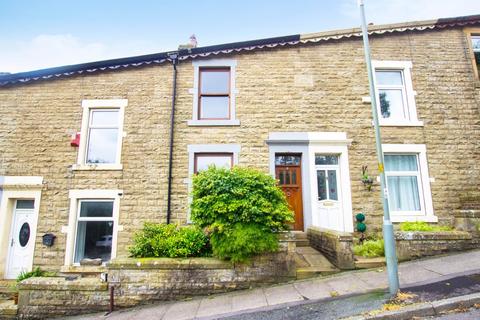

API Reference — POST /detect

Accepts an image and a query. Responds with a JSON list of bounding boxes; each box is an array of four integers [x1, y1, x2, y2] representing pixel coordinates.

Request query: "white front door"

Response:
[[5, 200, 36, 279], [315, 155, 344, 231]]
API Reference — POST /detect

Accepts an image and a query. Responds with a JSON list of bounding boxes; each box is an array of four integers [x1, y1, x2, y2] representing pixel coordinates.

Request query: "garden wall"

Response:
[[307, 227, 355, 270], [108, 239, 296, 307], [17, 277, 109, 319], [16, 239, 296, 318], [394, 231, 476, 261]]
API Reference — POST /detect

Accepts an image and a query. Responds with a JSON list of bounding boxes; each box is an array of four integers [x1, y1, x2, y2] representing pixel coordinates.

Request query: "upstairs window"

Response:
[[373, 61, 422, 126], [86, 109, 120, 164], [189, 59, 239, 126], [199, 68, 230, 120], [469, 32, 480, 81], [75, 99, 127, 170]]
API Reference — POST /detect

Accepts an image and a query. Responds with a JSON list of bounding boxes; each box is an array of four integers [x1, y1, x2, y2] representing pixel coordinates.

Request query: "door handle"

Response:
[[10, 238, 14, 247]]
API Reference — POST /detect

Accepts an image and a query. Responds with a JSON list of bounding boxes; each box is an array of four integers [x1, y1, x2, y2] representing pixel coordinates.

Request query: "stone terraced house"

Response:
[[0, 14, 479, 280]]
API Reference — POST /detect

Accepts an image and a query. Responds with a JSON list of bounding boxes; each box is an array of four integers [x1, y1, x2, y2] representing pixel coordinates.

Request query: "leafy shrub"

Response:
[[399, 222, 453, 232], [191, 167, 293, 262], [129, 222, 211, 258], [353, 239, 385, 258], [16, 267, 46, 283], [210, 223, 279, 262]]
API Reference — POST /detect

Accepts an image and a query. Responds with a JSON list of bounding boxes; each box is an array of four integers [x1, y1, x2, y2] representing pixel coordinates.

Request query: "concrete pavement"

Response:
[[65, 249, 480, 320]]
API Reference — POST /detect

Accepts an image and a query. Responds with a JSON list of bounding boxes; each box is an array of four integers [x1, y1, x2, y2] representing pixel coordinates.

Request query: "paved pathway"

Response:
[[66, 250, 480, 320]]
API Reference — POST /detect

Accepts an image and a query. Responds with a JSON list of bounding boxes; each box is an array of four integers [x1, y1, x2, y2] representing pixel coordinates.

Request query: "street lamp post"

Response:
[[357, 0, 400, 295]]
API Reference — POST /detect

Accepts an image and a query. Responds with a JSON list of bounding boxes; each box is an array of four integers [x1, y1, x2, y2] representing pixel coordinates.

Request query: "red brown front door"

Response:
[[275, 154, 304, 230]]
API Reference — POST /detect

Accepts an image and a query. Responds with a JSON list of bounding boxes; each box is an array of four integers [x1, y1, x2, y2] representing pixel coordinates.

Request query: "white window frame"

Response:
[[382, 144, 436, 222], [188, 59, 240, 126], [64, 189, 122, 266], [73, 99, 127, 170], [372, 61, 423, 127], [185, 144, 241, 221]]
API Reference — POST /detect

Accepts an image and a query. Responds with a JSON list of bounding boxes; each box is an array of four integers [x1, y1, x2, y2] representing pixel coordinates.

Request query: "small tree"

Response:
[[191, 166, 293, 262]]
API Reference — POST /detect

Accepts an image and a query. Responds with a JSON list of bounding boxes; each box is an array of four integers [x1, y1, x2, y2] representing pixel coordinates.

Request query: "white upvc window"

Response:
[[382, 144, 436, 222], [188, 59, 240, 126], [373, 61, 423, 127], [74, 99, 127, 170], [64, 190, 122, 266]]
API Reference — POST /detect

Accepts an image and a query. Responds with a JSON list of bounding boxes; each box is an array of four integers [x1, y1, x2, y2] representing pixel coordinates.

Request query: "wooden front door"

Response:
[[275, 154, 304, 230]]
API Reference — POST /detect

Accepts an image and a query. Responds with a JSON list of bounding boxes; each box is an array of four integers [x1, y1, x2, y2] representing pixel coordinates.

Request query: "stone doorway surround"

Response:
[[266, 132, 354, 233], [0, 176, 43, 279]]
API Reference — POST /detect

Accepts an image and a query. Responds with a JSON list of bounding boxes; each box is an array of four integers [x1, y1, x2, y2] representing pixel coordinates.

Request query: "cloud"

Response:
[[340, 0, 480, 25], [0, 34, 111, 73]]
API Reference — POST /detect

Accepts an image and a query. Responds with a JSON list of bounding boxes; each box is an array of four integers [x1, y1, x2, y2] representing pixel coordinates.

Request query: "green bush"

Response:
[[191, 167, 293, 262], [399, 221, 453, 232], [210, 223, 279, 262], [353, 239, 385, 258], [129, 222, 211, 258], [16, 267, 46, 283]]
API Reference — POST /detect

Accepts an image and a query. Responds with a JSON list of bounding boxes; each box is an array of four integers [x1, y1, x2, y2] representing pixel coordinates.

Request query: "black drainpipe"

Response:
[[166, 52, 179, 224]]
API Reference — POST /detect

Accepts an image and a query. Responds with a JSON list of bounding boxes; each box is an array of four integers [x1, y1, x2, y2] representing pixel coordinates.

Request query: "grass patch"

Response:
[[399, 221, 453, 232], [353, 239, 384, 258]]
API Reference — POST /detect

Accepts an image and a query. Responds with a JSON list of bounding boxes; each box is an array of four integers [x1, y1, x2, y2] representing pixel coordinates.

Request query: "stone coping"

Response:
[[395, 230, 472, 241], [308, 226, 354, 241], [107, 257, 233, 270], [17, 277, 107, 291]]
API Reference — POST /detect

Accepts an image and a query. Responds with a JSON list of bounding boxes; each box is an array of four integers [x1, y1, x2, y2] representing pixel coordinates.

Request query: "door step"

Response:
[[0, 299, 18, 319], [354, 256, 386, 269], [0, 280, 16, 300], [291, 231, 311, 247], [295, 246, 339, 280]]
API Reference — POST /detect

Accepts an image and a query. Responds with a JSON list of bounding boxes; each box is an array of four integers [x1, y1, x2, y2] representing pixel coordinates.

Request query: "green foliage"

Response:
[[355, 213, 366, 222], [129, 222, 211, 258], [354, 239, 385, 258], [191, 167, 293, 262], [191, 166, 293, 231], [16, 267, 46, 283], [210, 223, 278, 262], [399, 222, 453, 232]]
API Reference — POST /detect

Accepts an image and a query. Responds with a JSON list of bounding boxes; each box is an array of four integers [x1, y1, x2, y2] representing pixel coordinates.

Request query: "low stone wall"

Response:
[[454, 209, 480, 235], [307, 226, 355, 270], [107, 238, 296, 307], [17, 277, 109, 319], [395, 231, 476, 261]]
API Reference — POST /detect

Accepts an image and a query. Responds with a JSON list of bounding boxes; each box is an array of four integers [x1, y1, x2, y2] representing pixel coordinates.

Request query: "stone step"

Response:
[[295, 239, 311, 247], [354, 256, 386, 269], [0, 281, 16, 300], [296, 267, 339, 280], [291, 231, 308, 239], [0, 299, 18, 319], [295, 246, 340, 280]]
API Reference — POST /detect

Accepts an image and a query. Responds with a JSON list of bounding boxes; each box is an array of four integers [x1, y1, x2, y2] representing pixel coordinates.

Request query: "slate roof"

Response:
[[1, 14, 479, 87]]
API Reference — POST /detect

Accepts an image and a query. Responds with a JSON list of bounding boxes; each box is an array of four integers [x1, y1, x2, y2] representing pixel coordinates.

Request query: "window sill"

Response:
[[60, 265, 107, 274], [72, 164, 123, 171], [188, 119, 240, 126], [378, 120, 424, 127], [391, 215, 438, 223]]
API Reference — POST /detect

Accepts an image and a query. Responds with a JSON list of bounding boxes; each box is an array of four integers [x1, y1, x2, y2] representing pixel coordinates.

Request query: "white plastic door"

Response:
[[5, 200, 35, 279], [315, 155, 344, 231]]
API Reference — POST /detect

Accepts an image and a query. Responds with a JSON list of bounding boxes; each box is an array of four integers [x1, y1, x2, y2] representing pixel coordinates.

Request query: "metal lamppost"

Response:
[[357, 0, 400, 295]]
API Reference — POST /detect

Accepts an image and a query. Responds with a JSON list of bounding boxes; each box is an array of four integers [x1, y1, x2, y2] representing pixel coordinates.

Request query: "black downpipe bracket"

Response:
[[166, 53, 178, 224]]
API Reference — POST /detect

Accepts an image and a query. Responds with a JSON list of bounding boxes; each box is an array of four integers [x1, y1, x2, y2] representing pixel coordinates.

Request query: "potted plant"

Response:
[[361, 166, 374, 191]]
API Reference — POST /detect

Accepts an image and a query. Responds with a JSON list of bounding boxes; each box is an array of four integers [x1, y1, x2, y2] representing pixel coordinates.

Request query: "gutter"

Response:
[[166, 52, 179, 224]]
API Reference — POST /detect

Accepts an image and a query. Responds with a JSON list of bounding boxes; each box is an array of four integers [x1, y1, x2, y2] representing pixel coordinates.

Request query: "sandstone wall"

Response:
[[0, 27, 479, 271]]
